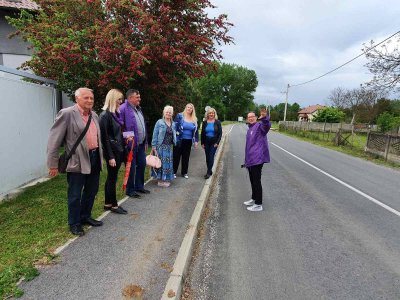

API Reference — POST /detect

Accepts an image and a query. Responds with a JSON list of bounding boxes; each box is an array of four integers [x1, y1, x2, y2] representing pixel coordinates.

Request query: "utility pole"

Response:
[[283, 83, 290, 121]]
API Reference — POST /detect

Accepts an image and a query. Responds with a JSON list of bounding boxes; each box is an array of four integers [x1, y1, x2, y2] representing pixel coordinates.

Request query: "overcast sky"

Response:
[[210, 0, 400, 108]]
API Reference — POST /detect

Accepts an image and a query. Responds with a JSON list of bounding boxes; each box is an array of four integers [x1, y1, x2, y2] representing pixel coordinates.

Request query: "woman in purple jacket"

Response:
[[243, 108, 271, 212]]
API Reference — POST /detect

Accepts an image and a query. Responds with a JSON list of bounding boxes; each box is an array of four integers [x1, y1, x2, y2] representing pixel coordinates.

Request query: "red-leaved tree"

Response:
[[8, 0, 233, 117]]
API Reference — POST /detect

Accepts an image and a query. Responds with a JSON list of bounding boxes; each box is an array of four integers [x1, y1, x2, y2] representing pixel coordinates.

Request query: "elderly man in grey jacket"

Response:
[[47, 87, 103, 236]]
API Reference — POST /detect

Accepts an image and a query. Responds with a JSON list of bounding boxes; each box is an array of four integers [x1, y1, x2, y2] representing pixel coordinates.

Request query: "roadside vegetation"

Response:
[[0, 165, 150, 299], [278, 128, 400, 169]]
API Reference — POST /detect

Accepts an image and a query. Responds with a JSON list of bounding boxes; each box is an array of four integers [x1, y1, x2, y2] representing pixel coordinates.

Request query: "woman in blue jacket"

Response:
[[173, 103, 199, 179], [151, 105, 177, 187], [200, 107, 222, 179]]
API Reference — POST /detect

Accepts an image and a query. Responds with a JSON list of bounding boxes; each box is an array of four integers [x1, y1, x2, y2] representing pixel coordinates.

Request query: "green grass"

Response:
[[0, 156, 151, 299], [221, 120, 239, 126], [279, 129, 400, 169]]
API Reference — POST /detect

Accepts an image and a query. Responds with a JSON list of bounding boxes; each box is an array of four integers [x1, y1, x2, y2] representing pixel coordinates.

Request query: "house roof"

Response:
[[298, 104, 325, 114], [0, 0, 39, 10]]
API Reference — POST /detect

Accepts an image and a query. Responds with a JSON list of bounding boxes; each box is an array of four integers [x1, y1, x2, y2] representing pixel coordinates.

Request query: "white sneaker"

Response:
[[243, 199, 254, 206], [173, 174, 177, 179], [247, 204, 263, 212], [183, 174, 189, 179]]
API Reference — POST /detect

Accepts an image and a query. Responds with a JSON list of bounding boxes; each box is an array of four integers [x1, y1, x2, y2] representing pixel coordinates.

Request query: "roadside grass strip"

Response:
[[0, 164, 151, 299], [278, 130, 399, 169]]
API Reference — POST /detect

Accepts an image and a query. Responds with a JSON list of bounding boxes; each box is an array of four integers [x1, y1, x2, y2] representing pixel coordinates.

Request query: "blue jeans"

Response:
[[204, 137, 218, 175], [67, 149, 100, 225], [126, 143, 146, 194]]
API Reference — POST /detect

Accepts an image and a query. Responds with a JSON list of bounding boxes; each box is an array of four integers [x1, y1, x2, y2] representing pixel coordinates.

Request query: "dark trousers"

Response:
[[173, 139, 193, 175], [248, 164, 263, 205], [126, 143, 146, 194], [204, 137, 218, 175], [104, 155, 122, 207], [67, 150, 101, 225]]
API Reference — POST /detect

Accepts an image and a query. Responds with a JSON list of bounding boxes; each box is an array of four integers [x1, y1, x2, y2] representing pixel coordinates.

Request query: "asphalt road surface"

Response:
[[187, 125, 400, 300], [18, 146, 209, 300]]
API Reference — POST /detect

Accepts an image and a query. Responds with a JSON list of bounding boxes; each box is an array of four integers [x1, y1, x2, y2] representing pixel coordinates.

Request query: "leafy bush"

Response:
[[376, 112, 400, 133], [313, 107, 346, 123]]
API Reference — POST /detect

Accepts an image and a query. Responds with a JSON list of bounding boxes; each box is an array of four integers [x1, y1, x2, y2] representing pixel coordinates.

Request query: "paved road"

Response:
[[18, 145, 209, 300], [187, 125, 400, 300]]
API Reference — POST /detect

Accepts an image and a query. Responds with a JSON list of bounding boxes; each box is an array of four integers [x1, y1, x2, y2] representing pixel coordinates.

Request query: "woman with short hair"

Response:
[[99, 89, 128, 214], [200, 107, 222, 179], [173, 103, 199, 179], [151, 105, 177, 187]]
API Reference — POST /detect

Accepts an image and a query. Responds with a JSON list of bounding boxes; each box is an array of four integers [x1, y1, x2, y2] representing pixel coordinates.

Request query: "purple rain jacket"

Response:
[[118, 100, 147, 147], [244, 116, 271, 167]]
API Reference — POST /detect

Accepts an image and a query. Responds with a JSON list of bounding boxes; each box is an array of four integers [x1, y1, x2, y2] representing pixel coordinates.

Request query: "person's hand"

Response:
[[194, 142, 198, 149], [214, 143, 218, 148], [49, 168, 59, 177], [259, 108, 268, 119], [202, 144, 205, 149], [108, 159, 116, 167]]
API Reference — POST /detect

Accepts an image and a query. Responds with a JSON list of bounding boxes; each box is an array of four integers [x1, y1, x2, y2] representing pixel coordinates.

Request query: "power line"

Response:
[[290, 30, 400, 88]]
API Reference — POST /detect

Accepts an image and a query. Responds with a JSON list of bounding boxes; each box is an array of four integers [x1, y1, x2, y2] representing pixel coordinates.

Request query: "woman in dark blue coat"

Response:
[[200, 107, 222, 179]]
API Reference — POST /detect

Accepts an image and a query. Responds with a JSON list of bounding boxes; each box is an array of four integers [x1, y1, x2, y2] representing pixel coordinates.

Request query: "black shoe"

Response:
[[82, 217, 103, 227], [70, 224, 84, 236], [110, 206, 128, 214], [104, 205, 112, 211], [204, 174, 211, 179], [127, 192, 141, 198], [137, 189, 150, 194]]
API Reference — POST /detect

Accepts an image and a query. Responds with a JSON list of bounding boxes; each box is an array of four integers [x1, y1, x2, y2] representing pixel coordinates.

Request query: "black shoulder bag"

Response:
[[58, 113, 92, 173]]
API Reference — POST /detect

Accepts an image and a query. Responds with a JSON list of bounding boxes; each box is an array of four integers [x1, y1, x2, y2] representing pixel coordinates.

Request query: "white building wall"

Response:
[[0, 75, 56, 197]]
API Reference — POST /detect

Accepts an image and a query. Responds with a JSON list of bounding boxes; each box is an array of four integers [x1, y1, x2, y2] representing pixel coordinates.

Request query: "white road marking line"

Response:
[[227, 123, 236, 135], [271, 142, 400, 217]]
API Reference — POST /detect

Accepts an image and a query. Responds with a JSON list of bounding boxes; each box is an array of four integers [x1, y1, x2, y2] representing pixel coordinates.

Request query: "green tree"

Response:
[[313, 107, 346, 123], [184, 63, 258, 120], [377, 112, 400, 133]]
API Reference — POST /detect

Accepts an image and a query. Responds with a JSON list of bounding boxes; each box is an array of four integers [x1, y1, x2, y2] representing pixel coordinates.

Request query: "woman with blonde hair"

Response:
[[99, 89, 128, 214], [173, 103, 199, 179], [200, 107, 222, 179], [151, 105, 177, 187]]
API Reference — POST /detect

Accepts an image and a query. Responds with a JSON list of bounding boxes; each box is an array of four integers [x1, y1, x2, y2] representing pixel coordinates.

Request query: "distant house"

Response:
[[298, 104, 325, 122], [0, 0, 38, 68]]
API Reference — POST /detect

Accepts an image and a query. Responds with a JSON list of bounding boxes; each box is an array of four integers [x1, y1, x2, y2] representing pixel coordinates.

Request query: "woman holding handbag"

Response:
[[151, 105, 177, 187], [99, 89, 128, 214]]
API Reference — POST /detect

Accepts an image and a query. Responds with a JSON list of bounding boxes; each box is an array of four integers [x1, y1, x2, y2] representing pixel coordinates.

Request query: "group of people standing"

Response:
[[47, 87, 222, 236], [151, 103, 223, 187]]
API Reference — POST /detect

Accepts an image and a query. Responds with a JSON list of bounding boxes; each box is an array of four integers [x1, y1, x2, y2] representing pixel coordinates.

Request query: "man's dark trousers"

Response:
[[67, 149, 101, 225], [126, 143, 146, 194], [248, 163, 263, 205]]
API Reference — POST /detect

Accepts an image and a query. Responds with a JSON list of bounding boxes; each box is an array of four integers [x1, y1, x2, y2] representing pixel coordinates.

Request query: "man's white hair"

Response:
[[75, 87, 93, 97]]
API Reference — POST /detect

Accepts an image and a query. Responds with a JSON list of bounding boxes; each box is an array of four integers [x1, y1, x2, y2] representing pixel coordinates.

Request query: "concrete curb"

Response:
[[161, 125, 232, 299]]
